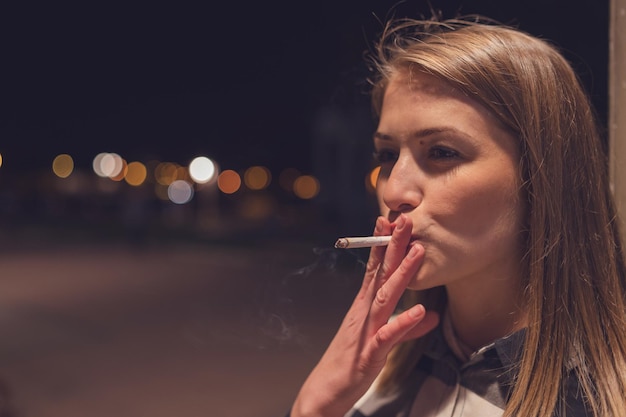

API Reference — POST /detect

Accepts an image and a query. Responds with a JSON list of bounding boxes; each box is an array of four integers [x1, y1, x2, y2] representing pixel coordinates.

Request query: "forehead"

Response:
[[381, 70, 507, 128], [379, 70, 519, 156], [383, 69, 469, 107]]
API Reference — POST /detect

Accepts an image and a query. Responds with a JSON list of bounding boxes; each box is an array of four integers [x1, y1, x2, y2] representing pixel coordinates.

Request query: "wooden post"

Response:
[[610, 0, 626, 238]]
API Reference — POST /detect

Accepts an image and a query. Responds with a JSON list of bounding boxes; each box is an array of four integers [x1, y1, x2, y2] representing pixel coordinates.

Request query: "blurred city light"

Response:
[[100, 153, 124, 178], [52, 154, 74, 178], [125, 161, 147, 186], [367, 166, 381, 193], [92, 153, 108, 177], [110, 159, 128, 181], [93, 152, 124, 179], [188, 156, 217, 184], [4, 139, 339, 232], [217, 169, 241, 194], [293, 175, 320, 199], [176, 166, 191, 182], [243, 166, 271, 190], [168, 180, 194, 204], [155, 162, 179, 185]]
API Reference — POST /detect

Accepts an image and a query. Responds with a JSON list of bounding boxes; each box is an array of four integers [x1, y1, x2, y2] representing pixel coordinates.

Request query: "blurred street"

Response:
[[0, 234, 366, 417]]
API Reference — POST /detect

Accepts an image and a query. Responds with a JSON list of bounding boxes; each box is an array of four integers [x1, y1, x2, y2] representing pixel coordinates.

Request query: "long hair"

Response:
[[368, 17, 626, 416]]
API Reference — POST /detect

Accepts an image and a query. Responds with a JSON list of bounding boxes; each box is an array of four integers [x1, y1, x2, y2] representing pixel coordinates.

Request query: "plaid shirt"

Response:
[[344, 317, 592, 417]]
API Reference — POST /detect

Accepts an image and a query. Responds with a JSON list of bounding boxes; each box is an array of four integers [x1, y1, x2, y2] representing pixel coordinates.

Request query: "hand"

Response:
[[290, 214, 440, 417]]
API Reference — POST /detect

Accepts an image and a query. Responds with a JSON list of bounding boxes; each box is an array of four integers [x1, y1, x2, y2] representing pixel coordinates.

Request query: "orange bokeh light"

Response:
[[293, 175, 320, 199], [125, 161, 148, 186], [367, 166, 381, 192], [243, 166, 271, 190], [217, 170, 241, 194]]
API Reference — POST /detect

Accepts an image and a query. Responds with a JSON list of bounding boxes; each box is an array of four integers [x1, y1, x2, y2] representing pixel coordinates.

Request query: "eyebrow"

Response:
[[373, 127, 471, 142]]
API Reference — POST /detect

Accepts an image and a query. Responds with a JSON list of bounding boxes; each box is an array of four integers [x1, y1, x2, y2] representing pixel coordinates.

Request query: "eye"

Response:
[[428, 146, 460, 160], [373, 149, 398, 164]]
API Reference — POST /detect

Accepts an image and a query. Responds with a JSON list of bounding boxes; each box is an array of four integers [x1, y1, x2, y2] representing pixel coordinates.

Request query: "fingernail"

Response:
[[396, 215, 406, 230], [375, 217, 382, 233], [408, 304, 425, 319]]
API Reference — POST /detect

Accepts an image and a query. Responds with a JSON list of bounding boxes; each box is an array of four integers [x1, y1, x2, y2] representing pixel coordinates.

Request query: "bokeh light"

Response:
[[155, 162, 179, 186], [217, 170, 241, 194], [168, 180, 194, 204], [189, 156, 217, 184], [52, 154, 74, 178], [93, 152, 124, 179], [367, 166, 381, 193], [100, 153, 124, 178], [176, 166, 191, 182], [92, 153, 108, 177], [293, 175, 320, 199], [0, 153, 3, 168], [110, 159, 128, 181], [125, 162, 147, 186], [365, 165, 380, 192], [243, 166, 271, 190]]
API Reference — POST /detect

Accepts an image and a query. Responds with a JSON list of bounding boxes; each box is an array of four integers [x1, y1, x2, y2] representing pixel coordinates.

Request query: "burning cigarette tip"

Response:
[[334, 236, 392, 249]]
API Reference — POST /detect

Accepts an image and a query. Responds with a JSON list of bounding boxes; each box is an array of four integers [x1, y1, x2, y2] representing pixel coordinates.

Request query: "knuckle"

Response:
[[365, 257, 379, 273], [375, 285, 388, 306], [374, 328, 388, 346], [376, 262, 390, 279]]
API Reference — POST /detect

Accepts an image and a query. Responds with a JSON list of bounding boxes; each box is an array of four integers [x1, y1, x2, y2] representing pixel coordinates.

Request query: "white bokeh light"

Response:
[[168, 180, 194, 204], [93, 152, 124, 178], [188, 156, 217, 184], [92, 153, 108, 177], [100, 153, 124, 177]]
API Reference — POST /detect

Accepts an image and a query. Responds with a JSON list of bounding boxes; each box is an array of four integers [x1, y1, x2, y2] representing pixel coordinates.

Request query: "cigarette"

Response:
[[334, 235, 392, 249]]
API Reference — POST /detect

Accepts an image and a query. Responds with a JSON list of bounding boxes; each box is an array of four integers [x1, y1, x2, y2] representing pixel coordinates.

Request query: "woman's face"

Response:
[[375, 71, 525, 291]]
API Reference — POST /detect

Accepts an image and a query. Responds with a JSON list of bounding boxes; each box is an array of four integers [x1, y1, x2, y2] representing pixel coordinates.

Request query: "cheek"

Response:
[[434, 175, 523, 240]]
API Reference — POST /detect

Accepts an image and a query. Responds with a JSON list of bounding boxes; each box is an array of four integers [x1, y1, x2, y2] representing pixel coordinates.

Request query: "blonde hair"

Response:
[[368, 17, 626, 416]]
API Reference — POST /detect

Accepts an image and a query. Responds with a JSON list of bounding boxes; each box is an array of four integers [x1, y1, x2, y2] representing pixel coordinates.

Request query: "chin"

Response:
[[405, 264, 450, 291], [406, 275, 437, 291]]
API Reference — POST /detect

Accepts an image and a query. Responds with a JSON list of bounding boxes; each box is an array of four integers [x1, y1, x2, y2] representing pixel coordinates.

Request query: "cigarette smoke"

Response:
[[182, 244, 368, 351], [249, 246, 366, 349]]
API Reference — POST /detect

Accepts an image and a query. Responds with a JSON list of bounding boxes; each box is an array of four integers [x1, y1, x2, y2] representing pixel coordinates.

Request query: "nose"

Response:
[[380, 154, 423, 214]]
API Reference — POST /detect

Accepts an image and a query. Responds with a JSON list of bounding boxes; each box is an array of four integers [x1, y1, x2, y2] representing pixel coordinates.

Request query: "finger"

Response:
[[373, 214, 412, 286], [362, 216, 392, 291], [364, 304, 433, 366], [400, 310, 440, 342], [370, 243, 424, 323]]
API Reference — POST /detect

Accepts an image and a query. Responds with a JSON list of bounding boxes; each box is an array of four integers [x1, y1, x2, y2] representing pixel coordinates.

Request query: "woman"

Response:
[[288, 15, 626, 417]]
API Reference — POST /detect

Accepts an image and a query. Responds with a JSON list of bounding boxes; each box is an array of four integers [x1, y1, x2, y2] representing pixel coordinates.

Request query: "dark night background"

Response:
[[0, 0, 610, 242], [1, 0, 609, 171]]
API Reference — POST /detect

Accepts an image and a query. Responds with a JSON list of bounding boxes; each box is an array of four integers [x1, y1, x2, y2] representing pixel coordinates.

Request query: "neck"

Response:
[[445, 273, 527, 351]]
